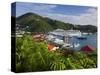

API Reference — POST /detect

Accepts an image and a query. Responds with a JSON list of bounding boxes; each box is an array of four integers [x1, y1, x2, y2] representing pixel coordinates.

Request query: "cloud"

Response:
[[41, 8, 97, 26], [32, 4, 57, 11], [16, 3, 97, 26], [29, 4, 57, 13], [16, 3, 57, 17]]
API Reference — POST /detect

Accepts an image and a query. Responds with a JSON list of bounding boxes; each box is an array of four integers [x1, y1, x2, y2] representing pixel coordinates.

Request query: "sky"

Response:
[[12, 2, 97, 26]]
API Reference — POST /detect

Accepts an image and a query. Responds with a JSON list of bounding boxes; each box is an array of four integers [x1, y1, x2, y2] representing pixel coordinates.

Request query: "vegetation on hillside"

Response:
[[16, 36, 97, 72], [14, 12, 97, 33]]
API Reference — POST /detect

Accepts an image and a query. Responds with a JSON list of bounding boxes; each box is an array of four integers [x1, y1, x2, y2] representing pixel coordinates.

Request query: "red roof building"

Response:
[[81, 45, 96, 52], [48, 44, 59, 51], [32, 34, 45, 41]]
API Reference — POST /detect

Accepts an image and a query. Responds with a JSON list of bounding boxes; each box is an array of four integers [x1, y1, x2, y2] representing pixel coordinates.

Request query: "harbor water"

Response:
[[69, 33, 97, 50]]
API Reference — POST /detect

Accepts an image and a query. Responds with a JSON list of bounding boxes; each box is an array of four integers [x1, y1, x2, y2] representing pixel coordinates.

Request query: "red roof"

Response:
[[32, 34, 45, 41], [48, 44, 56, 51], [81, 45, 95, 52]]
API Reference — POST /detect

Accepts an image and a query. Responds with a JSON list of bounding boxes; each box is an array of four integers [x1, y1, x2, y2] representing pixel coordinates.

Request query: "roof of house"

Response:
[[81, 45, 96, 52], [48, 44, 56, 51], [32, 34, 45, 41], [33, 34, 44, 38]]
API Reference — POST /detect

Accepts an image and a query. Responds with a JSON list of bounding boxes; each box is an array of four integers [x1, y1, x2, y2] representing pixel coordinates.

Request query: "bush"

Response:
[[16, 35, 97, 72]]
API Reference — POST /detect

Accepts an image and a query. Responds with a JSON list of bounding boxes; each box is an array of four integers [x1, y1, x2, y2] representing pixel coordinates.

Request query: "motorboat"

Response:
[[77, 36, 87, 40], [62, 43, 73, 48], [73, 43, 80, 48]]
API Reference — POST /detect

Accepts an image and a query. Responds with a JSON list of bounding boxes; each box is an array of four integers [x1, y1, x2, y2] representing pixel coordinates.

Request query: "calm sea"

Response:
[[69, 33, 97, 50]]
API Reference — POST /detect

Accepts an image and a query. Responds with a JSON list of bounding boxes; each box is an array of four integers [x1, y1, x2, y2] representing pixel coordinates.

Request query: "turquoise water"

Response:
[[69, 33, 97, 50]]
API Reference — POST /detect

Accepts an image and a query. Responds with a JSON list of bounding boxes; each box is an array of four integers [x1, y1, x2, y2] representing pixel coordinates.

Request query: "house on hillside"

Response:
[[48, 44, 59, 51], [81, 45, 96, 52], [32, 33, 45, 41]]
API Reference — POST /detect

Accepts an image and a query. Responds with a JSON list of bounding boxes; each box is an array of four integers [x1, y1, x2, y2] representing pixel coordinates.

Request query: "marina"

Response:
[[46, 29, 97, 51]]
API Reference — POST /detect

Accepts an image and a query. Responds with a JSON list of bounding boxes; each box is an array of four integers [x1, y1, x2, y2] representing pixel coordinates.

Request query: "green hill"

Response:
[[16, 12, 97, 33], [16, 13, 53, 33]]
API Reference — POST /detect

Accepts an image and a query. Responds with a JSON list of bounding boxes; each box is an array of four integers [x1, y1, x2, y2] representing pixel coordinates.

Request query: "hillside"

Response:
[[16, 13, 53, 33], [16, 12, 97, 33]]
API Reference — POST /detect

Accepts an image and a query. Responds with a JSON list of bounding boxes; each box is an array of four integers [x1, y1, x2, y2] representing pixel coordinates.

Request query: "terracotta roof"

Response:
[[32, 34, 45, 41], [48, 44, 56, 51], [81, 45, 96, 52]]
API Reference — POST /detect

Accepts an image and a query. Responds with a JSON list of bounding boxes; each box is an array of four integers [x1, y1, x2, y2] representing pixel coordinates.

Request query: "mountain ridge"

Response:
[[15, 12, 97, 33]]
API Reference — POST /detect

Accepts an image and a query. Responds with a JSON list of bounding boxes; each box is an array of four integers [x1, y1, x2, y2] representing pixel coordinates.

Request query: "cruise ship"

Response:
[[48, 29, 82, 37], [46, 29, 81, 49]]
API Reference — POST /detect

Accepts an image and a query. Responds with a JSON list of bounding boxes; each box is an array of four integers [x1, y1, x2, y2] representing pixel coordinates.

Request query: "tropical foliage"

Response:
[[16, 36, 97, 72]]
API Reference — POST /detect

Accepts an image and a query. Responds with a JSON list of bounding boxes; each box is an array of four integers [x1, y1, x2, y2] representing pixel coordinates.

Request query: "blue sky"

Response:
[[12, 2, 97, 25]]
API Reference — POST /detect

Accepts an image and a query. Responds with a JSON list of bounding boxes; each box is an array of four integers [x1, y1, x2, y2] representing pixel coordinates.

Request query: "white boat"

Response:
[[76, 36, 87, 40], [53, 38, 64, 44], [62, 43, 80, 49], [82, 32, 88, 35], [73, 43, 80, 48], [67, 30, 82, 37], [62, 43, 73, 48], [49, 29, 82, 37]]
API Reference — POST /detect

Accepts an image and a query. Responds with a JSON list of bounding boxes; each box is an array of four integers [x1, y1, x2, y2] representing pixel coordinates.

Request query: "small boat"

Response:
[[77, 36, 87, 40], [82, 33, 88, 35], [62, 44, 73, 48], [74, 43, 80, 48]]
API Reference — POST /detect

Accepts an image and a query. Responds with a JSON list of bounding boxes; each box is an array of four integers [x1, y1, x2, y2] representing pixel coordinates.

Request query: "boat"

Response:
[[77, 36, 87, 40], [82, 32, 88, 35], [62, 43, 80, 49], [73, 43, 80, 48], [62, 43, 73, 48]]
